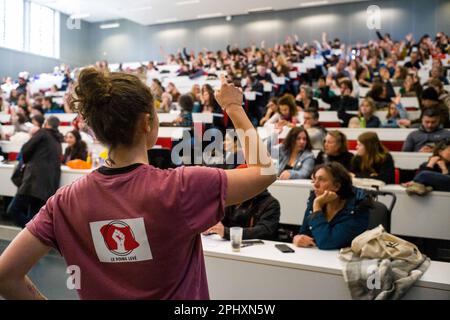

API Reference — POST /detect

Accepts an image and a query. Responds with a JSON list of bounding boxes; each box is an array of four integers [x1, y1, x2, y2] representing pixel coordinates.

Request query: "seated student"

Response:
[[159, 92, 175, 113], [429, 64, 449, 85], [259, 98, 279, 126], [166, 82, 181, 103], [173, 94, 193, 127], [17, 94, 31, 118], [203, 166, 281, 241], [189, 84, 202, 105], [201, 84, 221, 114], [419, 87, 450, 128], [314, 76, 337, 100], [366, 81, 392, 110], [404, 50, 423, 71], [382, 95, 409, 128], [319, 79, 359, 127], [296, 85, 319, 111], [63, 130, 88, 164], [12, 111, 30, 134], [254, 62, 274, 113], [277, 127, 315, 180], [293, 163, 370, 250], [266, 94, 299, 129], [43, 97, 63, 113], [399, 73, 422, 98], [356, 65, 372, 88], [302, 108, 327, 150], [201, 84, 225, 132], [76, 116, 96, 144], [402, 108, 450, 152], [150, 79, 164, 102], [405, 139, 450, 195], [346, 98, 381, 128], [28, 114, 45, 136], [316, 131, 354, 171], [391, 65, 408, 87], [400, 87, 450, 129], [8, 88, 19, 105], [351, 132, 395, 184], [427, 78, 450, 110]]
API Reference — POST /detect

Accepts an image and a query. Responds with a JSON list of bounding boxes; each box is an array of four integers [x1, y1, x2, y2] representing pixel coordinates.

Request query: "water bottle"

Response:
[[359, 117, 366, 128]]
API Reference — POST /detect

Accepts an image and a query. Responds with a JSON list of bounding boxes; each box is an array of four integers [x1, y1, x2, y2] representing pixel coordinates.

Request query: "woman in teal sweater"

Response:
[[293, 162, 371, 250]]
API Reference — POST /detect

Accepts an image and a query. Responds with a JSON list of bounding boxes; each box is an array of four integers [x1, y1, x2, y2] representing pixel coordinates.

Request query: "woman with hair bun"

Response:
[[0, 69, 276, 300]]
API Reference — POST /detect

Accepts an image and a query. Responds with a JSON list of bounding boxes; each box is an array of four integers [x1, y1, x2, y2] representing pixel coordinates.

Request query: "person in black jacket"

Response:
[[7, 116, 63, 227], [203, 186, 280, 241], [318, 79, 359, 127], [351, 132, 395, 184]]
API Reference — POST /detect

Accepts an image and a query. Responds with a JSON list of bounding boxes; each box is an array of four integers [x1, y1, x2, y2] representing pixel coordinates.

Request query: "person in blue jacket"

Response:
[[293, 162, 371, 250]]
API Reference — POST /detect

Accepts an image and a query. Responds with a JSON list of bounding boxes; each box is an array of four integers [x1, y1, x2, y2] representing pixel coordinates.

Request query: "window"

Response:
[[0, 0, 60, 59], [0, 0, 24, 51], [28, 1, 60, 58]]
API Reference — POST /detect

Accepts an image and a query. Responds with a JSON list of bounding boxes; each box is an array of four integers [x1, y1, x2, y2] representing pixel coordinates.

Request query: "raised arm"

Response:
[[215, 77, 276, 206]]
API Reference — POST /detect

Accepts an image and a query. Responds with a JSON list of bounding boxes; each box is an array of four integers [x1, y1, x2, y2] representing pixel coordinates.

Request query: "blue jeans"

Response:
[[7, 195, 46, 228], [414, 171, 450, 192]]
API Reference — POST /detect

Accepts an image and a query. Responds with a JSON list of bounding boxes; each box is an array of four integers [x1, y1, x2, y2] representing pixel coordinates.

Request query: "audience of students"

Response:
[[0, 30, 449, 254]]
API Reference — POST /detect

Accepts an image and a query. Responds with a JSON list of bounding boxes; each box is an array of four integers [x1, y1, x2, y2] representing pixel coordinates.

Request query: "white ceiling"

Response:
[[31, 0, 370, 26]]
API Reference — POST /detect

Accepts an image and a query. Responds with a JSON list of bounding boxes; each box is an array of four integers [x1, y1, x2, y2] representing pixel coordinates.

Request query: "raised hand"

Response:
[[214, 75, 243, 111]]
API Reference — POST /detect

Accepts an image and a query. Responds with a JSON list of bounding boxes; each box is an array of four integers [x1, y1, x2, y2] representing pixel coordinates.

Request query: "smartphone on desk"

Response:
[[275, 244, 295, 253]]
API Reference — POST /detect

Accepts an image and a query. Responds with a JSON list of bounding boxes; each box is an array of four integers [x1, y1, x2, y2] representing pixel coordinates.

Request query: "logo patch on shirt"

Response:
[[90, 218, 153, 263]]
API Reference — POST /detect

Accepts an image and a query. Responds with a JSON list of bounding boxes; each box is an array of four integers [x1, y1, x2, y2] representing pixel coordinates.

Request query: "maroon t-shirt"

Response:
[[26, 164, 227, 300]]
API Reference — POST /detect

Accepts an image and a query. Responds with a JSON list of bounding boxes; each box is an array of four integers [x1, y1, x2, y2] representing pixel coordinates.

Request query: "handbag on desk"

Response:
[[11, 162, 26, 187]]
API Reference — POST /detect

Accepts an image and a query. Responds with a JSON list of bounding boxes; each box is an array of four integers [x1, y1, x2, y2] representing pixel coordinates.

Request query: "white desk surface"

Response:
[[202, 235, 450, 295]]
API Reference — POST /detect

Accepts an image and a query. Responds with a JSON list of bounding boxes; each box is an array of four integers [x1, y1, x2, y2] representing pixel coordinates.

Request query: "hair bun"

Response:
[[71, 67, 112, 117]]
